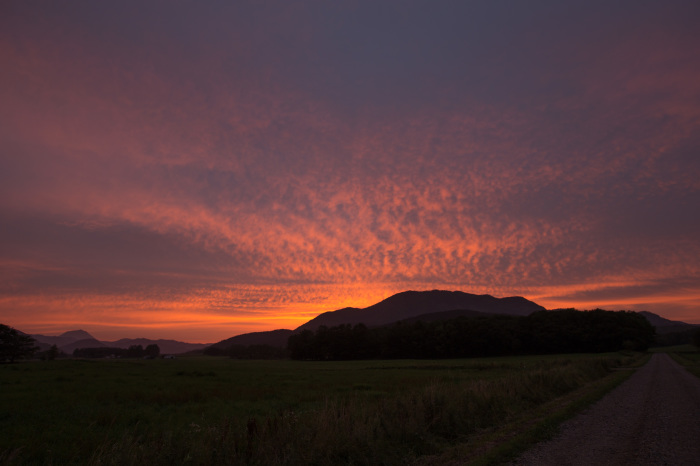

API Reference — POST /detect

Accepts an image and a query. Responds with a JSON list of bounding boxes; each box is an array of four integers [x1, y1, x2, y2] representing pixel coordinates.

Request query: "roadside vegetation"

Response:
[[1, 352, 644, 465], [659, 340, 700, 379]]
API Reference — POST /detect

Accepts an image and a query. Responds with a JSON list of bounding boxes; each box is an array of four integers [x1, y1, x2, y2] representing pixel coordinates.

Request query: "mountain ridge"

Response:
[[295, 290, 545, 332], [637, 311, 699, 335], [20, 292, 698, 354], [30, 331, 209, 354], [206, 293, 698, 351], [207, 290, 547, 350]]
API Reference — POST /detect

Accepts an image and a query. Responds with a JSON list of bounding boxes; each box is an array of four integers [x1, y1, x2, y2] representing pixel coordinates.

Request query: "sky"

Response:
[[1, 1, 699, 343]]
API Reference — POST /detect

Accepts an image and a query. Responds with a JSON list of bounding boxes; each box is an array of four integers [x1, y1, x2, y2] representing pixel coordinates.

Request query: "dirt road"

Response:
[[512, 353, 700, 465]]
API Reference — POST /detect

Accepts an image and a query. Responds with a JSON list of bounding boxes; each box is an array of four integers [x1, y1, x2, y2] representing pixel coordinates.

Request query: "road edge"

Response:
[[420, 352, 650, 465]]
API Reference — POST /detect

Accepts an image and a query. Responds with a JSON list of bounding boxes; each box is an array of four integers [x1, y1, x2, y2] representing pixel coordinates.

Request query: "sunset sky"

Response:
[[2, 1, 699, 343]]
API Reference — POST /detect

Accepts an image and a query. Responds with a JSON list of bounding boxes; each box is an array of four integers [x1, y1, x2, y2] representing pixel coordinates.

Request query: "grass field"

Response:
[[660, 344, 700, 378], [1, 353, 643, 465]]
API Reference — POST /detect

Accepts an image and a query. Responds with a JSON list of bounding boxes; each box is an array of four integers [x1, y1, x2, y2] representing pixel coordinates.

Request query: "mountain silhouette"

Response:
[[295, 290, 545, 331], [58, 338, 105, 353], [638, 311, 699, 334], [205, 290, 546, 350], [26, 293, 695, 355], [30, 330, 209, 354], [393, 308, 494, 325], [205, 290, 545, 350], [30, 329, 98, 350], [59, 329, 95, 340], [208, 329, 293, 351]]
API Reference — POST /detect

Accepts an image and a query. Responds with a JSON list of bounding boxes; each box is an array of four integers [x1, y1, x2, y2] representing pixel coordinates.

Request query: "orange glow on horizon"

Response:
[[4, 278, 700, 343]]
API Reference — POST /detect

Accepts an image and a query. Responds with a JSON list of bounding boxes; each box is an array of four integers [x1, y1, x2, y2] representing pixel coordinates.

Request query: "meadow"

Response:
[[1, 353, 645, 465]]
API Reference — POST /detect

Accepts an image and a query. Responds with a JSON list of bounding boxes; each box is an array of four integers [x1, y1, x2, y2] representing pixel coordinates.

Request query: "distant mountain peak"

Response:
[[638, 311, 692, 327], [295, 289, 545, 331], [59, 329, 95, 341]]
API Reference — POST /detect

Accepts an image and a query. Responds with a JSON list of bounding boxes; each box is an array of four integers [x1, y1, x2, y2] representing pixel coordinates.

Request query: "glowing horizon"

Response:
[[2, 1, 699, 343]]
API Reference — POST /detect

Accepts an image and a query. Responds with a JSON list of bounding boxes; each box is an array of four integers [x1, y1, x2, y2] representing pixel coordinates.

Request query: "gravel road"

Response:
[[512, 353, 700, 465]]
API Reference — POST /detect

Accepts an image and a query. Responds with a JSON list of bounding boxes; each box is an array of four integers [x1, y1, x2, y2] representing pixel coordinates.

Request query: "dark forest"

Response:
[[287, 309, 655, 360]]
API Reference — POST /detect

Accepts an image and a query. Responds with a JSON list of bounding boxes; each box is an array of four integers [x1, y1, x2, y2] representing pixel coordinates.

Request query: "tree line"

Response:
[[73, 344, 160, 359], [204, 344, 288, 359], [287, 309, 656, 360], [653, 327, 700, 347]]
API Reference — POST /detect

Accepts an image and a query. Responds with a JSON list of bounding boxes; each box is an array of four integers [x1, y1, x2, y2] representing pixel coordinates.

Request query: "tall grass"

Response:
[[65, 356, 631, 466]]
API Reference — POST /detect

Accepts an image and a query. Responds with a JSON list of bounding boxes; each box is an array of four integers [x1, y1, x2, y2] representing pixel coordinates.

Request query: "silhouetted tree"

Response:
[[145, 344, 160, 358], [653, 328, 697, 347], [203, 345, 227, 356], [47, 344, 59, 361], [73, 347, 127, 358], [287, 309, 654, 361], [522, 309, 654, 354], [227, 344, 287, 359], [0, 324, 38, 363], [287, 329, 316, 360], [126, 344, 145, 358]]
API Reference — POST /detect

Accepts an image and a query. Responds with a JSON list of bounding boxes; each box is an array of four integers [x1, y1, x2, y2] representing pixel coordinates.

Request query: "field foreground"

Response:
[[1, 353, 644, 465]]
